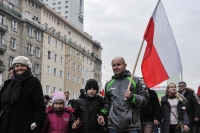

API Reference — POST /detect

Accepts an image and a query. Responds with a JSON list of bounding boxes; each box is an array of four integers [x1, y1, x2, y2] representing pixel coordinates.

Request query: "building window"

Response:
[[65, 6, 68, 8], [11, 21, 17, 31], [61, 43, 64, 51], [53, 87, 56, 93], [68, 60, 71, 67], [73, 92, 75, 99], [74, 50, 76, 57], [65, 1, 68, 4], [82, 67, 84, 73], [68, 46, 71, 54], [78, 65, 81, 71], [9, 56, 14, 66], [73, 62, 76, 70], [36, 32, 41, 41], [36, 47, 40, 58], [65, 16, 68, 19], [28, 27, 34, 37], [58, 2, 61, 4], [82, 78, 84, 85], [86, 57, 88, 64], [48, 36, 51, 44], [47, 65, 50, 74], [55, 39, 58, 48], [9, 3, 13, 9], [60, 57, 63, 64], [10, 38, 16, 50], [48, 51, 51, 59], [60, 70, 63, 78], [0, 34, 5, 44], [59, 88, 62, 92], [54, 68, 57, 76], [65, 11, 68, 14], [67, 73, 70, 80], [28, 44, 33, 55], [58, 7, 61, 9], [53, 3, 55, 5], [26, 11, 30, 19], [90, 60, 93, 66], [35, 64, 39, 74], [78, 76, 80, 83], [46, 85, 50, 95], [54, 54, 57, 62]]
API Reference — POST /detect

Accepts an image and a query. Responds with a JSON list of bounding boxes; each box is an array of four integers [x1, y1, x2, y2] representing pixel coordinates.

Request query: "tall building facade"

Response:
[[43, 0, 84, 30], [0, 0, 44, 84]]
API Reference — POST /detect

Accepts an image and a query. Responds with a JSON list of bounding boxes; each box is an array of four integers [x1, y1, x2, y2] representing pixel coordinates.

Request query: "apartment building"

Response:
[[40, 2, 102, 99], [0, 0, 44, 85], [43, 0, 84, 30]]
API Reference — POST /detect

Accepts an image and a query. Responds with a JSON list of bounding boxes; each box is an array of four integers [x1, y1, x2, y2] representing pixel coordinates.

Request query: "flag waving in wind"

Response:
[[141, 0, 182, 88]]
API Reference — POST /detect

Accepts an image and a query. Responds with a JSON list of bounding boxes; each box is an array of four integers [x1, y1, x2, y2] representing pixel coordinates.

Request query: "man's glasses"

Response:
[[178, 85, 185, 88]]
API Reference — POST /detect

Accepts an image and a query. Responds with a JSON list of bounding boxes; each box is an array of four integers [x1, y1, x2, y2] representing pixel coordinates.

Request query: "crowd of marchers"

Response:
[[0, 56, 200, 133]]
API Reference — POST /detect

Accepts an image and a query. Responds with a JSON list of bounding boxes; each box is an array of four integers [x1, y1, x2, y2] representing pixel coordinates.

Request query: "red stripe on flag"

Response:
[[141, 17, 169, 87]]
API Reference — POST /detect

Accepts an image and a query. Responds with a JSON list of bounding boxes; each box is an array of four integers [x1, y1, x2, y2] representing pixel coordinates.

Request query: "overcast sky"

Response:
[[84, 0, 200, 92]]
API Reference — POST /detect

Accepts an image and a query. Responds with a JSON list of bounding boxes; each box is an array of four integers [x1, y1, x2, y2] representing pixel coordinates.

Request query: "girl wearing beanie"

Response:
[[70, 79, 106, 133], [40, 91, 74, 133]]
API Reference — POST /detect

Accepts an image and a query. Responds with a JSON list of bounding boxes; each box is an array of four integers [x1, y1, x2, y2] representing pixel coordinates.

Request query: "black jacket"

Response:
[[70, 94, 105, 133], [0, 77, 45, 133], [179, 88, 199, 123], [140, 88, 162, 122], [161, 95, 189, 133]]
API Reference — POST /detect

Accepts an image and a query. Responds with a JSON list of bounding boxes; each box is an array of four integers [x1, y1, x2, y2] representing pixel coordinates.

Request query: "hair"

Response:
[[165, 83, 178, 97], [111, 56, 126, 64], [8, 66, 14, 72], [178, 81, 187, 87], [64, 91, 69, 94]]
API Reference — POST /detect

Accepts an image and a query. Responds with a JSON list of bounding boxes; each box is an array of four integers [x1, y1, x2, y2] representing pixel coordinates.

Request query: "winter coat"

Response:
[[40, 107, 74, 133], [99, 70, 149, 132], [0, 77, 45, 133], [70, 94, 104, 133], [161, 95, 189, 133], [140, 88, 162, 122], [178, 88, 199, 125]]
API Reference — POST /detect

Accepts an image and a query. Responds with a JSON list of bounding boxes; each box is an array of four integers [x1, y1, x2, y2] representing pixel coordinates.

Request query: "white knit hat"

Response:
[[12, 56, 32, 69], [52, 91, 66, 104]]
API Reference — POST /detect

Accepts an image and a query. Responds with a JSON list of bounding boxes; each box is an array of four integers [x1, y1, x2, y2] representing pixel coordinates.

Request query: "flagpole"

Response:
[[125, 39, 145, 100]]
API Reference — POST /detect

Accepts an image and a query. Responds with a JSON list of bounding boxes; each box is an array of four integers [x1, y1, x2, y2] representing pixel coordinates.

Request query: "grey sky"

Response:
[[84, 0, 200, 92]]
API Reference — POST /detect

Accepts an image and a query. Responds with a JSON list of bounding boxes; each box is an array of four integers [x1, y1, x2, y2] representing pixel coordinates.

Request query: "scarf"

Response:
[[2, 68, 33, 104]]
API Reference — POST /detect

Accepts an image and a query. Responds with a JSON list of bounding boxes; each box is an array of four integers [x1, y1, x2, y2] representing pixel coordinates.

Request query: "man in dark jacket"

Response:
[[140, 78, 162, 133], [98, 56, 149, 133], [178, 81, 199, 133]]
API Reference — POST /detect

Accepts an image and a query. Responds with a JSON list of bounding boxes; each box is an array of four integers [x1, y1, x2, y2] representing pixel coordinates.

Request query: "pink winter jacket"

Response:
[[40, 107, 74, 133]]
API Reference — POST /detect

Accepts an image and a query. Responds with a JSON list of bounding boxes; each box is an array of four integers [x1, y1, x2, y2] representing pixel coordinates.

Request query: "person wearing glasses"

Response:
[[178, 81, 199, 133]]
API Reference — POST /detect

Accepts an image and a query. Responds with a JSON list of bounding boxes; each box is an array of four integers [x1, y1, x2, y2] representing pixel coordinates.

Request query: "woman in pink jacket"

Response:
[[40, 91, 74, 133]]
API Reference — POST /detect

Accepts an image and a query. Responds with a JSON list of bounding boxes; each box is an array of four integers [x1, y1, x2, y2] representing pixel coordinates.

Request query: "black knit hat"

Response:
[[85, 79, 99, 92], [44, 95, 50, 101]]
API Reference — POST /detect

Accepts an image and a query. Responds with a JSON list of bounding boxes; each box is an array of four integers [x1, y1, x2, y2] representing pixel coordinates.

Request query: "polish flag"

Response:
[[141, 0, 182, 88], [197, 83, 200, 95]]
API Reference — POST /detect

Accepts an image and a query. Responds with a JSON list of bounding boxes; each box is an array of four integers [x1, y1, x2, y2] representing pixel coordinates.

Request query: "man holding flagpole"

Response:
[[98, 56, 149, 133]]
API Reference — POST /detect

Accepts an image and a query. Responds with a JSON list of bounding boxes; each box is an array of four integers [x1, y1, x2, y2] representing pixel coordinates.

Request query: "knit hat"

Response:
[[12, 56, 32, 69], [85, 79, 99, 92], [52, 91, 66, 104], [44, 95, 50, 101]]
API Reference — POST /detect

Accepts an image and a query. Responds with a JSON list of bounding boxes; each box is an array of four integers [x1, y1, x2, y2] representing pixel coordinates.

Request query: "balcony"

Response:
[[0, 23, 8, 32], [0, 1, 22, 19], [0, 44, 7, 52], [0, 61, 5, 72]]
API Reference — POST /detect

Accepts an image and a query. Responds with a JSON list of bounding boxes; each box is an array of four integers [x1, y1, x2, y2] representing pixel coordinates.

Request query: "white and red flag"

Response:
[[141, 0, 182, 88]]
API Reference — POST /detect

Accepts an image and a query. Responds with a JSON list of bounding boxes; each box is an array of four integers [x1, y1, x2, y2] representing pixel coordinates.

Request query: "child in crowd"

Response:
[[40, 91, 74, 133], [70, 79, 106, 133]]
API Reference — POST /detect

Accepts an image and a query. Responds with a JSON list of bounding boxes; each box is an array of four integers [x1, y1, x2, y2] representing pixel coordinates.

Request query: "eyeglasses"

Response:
[[178, 85, 185, 88]]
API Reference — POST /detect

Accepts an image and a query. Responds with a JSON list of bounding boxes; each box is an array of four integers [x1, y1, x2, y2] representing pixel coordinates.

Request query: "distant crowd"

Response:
[[0, 56, 200, 133]]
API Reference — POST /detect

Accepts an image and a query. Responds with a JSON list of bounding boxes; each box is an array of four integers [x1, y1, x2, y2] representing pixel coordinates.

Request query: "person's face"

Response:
[[87, 88, 97, 97], [9, 69, 14, 79], [14, 63, 28, 74], [112, 58, 127, 75], [53, 99, 64, 111], [168, 83, 177, 94], [178, 83, 186, 92], [65, 93, 69, 100], [44, 98, 48, 104]]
